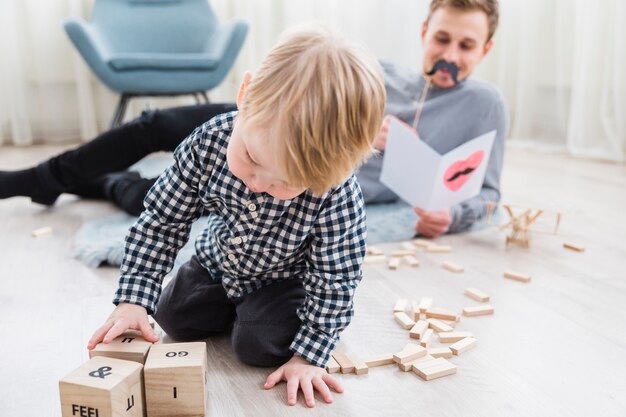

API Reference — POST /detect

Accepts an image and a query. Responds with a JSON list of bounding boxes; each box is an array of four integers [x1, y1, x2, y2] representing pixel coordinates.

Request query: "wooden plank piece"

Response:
[[464, 287, 490, 302], [427, 347, 452, 359], [419, 329, 434, 347], [393, 298, 409, 312], [404, 255, 420, 267], [442, 261, 464, 273], [326, 356, 340, 373], [331, 352, 355, 374], [418, 297, 433, 313], [463, 304, 495, 317], [362, 353, 395, 368], [563, 242, 585, 252], [390, 249, 416, 257], [425, 308, 459, 321], [388, 257, 401, 270], [393, 343, 427, 364], [426, 245, 452, 253], [504, 270, 531, 283], [439, 331, 474, 343], [450, 337, 477, 355], [412, 358, 457, 381], [346, 353, 368, 375], [394, 312, 416, 330], [398, 354, 436, 372], [427, 318, 454, 333], [409, 320, 429, 339], [364, 254, 387, 264], [32, 226, 52, 238]]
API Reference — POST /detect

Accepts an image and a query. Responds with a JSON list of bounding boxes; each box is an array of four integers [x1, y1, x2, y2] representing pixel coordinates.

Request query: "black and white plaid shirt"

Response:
[[113, 111, 367, 367]]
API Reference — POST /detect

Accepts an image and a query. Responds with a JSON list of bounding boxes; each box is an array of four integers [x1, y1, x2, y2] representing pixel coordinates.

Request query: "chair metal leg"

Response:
[[200, 91, 210, 104], [193, 93, 201, 104], [111, 94, 131, 128]]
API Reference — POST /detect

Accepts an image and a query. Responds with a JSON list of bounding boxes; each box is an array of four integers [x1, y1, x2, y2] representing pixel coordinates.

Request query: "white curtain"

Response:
[[1, 0, 624, 162]]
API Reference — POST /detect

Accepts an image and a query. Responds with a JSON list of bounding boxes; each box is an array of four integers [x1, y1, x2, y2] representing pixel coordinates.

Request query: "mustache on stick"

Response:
[[426, 59, 459, 85]]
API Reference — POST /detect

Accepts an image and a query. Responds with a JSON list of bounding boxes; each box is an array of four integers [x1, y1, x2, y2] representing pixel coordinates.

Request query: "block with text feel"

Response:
[[90, 330, 153, 364], [144, 342, 207, 417], [59, 356, 144, 417]]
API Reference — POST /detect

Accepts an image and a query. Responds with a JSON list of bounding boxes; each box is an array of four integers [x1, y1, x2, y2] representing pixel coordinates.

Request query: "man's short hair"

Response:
[[427, 0, 500, 41], [238, 28, 386, 195]]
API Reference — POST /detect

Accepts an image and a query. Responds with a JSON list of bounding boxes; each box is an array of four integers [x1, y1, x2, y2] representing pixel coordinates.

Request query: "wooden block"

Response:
[[394, 311, 416, 330], [419, 329, 434, 347], [403, 255, 420, 267], [409, 320, 429, 339], [364, 254, 387, 264], [393, 343, 426, 364], [390, 249, 415, 257], [32, 226, 52, 237], [439, 331, 474, 343], [326, 356, 340, 374], [450, 337, 477, 355], [504, 270, 531, 283], [366, 246, 384, 256], [464, 287, 490, 302], [144, 342, 207, 417], [393, 298, 409, 313], [412, 238, 435, 249], [412, 358, 457, 381], [362, 353, 395, 368], [388, 257, 401, 270], [427, 318, 454, 333], [426, 245, 452, 253], [442, 261, 464, 273], [346, 353, 368, 375], [59, 356, 144, 417], [90, 330, 153, 364], [428, 347, 452, 359], [425, 308, 459, 321], [398, 354, 436, 372], [411, 300, 420, 320], [463, 304, 495, 317], [331, 352, 355, 374], [401, 241, 417, 251], [563, 242, 585, 252], [418, 297, 433, 313]]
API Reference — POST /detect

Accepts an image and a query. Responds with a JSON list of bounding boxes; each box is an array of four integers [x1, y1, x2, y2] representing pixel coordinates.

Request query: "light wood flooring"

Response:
[[0, 144, 625, 417]]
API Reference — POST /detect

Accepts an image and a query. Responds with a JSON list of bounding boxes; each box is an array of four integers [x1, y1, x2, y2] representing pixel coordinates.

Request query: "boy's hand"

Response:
[[374, 115, 415, 151], [264, 355, 344, 408], [414, 207, 452, 237], [87, 303, 160, 350]]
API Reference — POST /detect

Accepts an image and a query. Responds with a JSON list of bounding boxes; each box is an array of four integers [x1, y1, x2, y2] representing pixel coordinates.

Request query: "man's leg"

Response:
[[231, 279, 305, 367], [153, 255, 236, 341]]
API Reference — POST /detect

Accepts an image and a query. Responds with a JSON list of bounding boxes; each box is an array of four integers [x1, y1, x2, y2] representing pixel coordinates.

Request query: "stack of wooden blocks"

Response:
[[59, 329, 208, 417]]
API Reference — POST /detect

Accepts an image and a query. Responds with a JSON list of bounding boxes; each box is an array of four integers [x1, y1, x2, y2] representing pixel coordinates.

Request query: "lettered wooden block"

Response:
[[419, 329, 434, 347], [331, 352, 355, 374], [504, 270, 531, 283], [464, 287, 490, 302], [362, 353, 395, 368], [442, 261, 464, 273], [427, 347, 452, 359], [90, 330, 153, 364], [450, 337, 477, 355], [346, 353, 368, 375], [425, 308, 459, 321], [394, 312, 416, 330], [409, 320, 429, 339], [412, 358, 457, 381], [439, 331, 474, 343], [427, 318, 454, 333], [144, 342, 207, 417], [393, 343, 426, 364], [463, 305, 495, 317], [59, 356, 144, 417], [326, 356, 340, 374]]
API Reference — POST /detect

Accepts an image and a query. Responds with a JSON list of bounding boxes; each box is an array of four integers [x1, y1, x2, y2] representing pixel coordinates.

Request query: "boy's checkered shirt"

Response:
[[114, 111, 367, 367]]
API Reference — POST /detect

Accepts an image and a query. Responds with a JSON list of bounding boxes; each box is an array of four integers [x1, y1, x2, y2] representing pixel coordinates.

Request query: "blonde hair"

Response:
[[427, 0, 500, 41], [238, 28, 386, 195]]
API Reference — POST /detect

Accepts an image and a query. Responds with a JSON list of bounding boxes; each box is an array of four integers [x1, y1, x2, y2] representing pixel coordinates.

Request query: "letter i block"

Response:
[[90, 330, 153, 364], [59, 356, 144, 417], [144, 342, 207, 417]]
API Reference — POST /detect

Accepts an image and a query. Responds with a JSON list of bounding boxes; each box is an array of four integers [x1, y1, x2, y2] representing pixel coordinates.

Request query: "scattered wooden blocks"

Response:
[[32, 226, 52, 238], [418, 297, 433, 313], [388, 257, 401, 270], [409, 320, 429, 339], [346, 353, 368, 375], [563, 242, 585, 252], [393, 343, 426, 364], [90, 330, 154, 364], [504, 270, 531, 283], [364, 254, 387, 264], [442, 261, 464, 273], [332, 352, 355, 374], [390, 249, 416, 257], [419, 329, 434, 348], [412, 357, 457, 381], [439, 331, 474, 343], [326, 356, 340, 374], [394, 298, 409, 313], [394, 312, 416, 330], [366, 246, 384, 256], [463, 305, 495, 317], [427, 318, 454, 333], [464, 287, 490, 302], [144, 342, 207, 417], [450, 337, 477, 355], [399, 354, 435, 372], [59, 356, 144, 417], [412, 238, 435, 249], [426, 245, 452, 253], [425, 308, 459, 322], [427, 347, 452, 359], [362, 353, 395, 368], [404, 255, 420, 267]]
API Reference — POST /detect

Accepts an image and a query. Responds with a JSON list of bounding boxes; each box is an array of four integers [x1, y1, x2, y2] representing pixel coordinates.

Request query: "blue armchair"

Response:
[[64, 0, 249, 127]]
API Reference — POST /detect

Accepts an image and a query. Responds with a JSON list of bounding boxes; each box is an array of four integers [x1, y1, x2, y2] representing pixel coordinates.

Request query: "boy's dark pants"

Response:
[[153, 255, 305, 367]]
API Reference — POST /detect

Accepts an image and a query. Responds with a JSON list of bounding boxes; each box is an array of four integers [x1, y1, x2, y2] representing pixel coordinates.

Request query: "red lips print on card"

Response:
[[443, 150, 484, 191]]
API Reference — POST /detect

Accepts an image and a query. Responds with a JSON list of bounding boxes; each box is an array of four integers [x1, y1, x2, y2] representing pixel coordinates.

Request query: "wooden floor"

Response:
[[1, 144, 625, 417]]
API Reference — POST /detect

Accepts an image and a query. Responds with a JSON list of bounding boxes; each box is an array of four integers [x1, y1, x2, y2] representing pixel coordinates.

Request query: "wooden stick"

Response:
[[412, 78, 432, 131]]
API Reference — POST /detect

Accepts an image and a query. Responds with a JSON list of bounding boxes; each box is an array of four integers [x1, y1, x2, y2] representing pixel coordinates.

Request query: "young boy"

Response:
[[87, 29, 386, 408]]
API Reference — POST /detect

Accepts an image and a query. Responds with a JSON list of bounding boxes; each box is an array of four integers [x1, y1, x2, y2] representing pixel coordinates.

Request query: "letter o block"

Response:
[[144, 342, 207, 417], [59, 356, 144, 417]]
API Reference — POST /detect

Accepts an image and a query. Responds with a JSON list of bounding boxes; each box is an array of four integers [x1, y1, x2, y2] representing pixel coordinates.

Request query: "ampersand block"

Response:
[[144, 342, 207, 417], [90, 330, 154, 364], [59, 356, 144, 417]]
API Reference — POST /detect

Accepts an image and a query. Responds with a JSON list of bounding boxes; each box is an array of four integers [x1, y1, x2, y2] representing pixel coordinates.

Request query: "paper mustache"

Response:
[[426, 59, 459, 85]]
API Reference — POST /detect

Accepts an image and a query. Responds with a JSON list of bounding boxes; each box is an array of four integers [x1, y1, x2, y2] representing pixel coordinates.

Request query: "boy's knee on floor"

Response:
[[232, 324, 293, 367]]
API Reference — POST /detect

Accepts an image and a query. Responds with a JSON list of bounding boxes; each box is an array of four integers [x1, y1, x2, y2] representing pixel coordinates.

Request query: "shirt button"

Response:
[[228, 254, 236, 261], [231, 237, 242, 245], [247, 203, 257, 212]]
